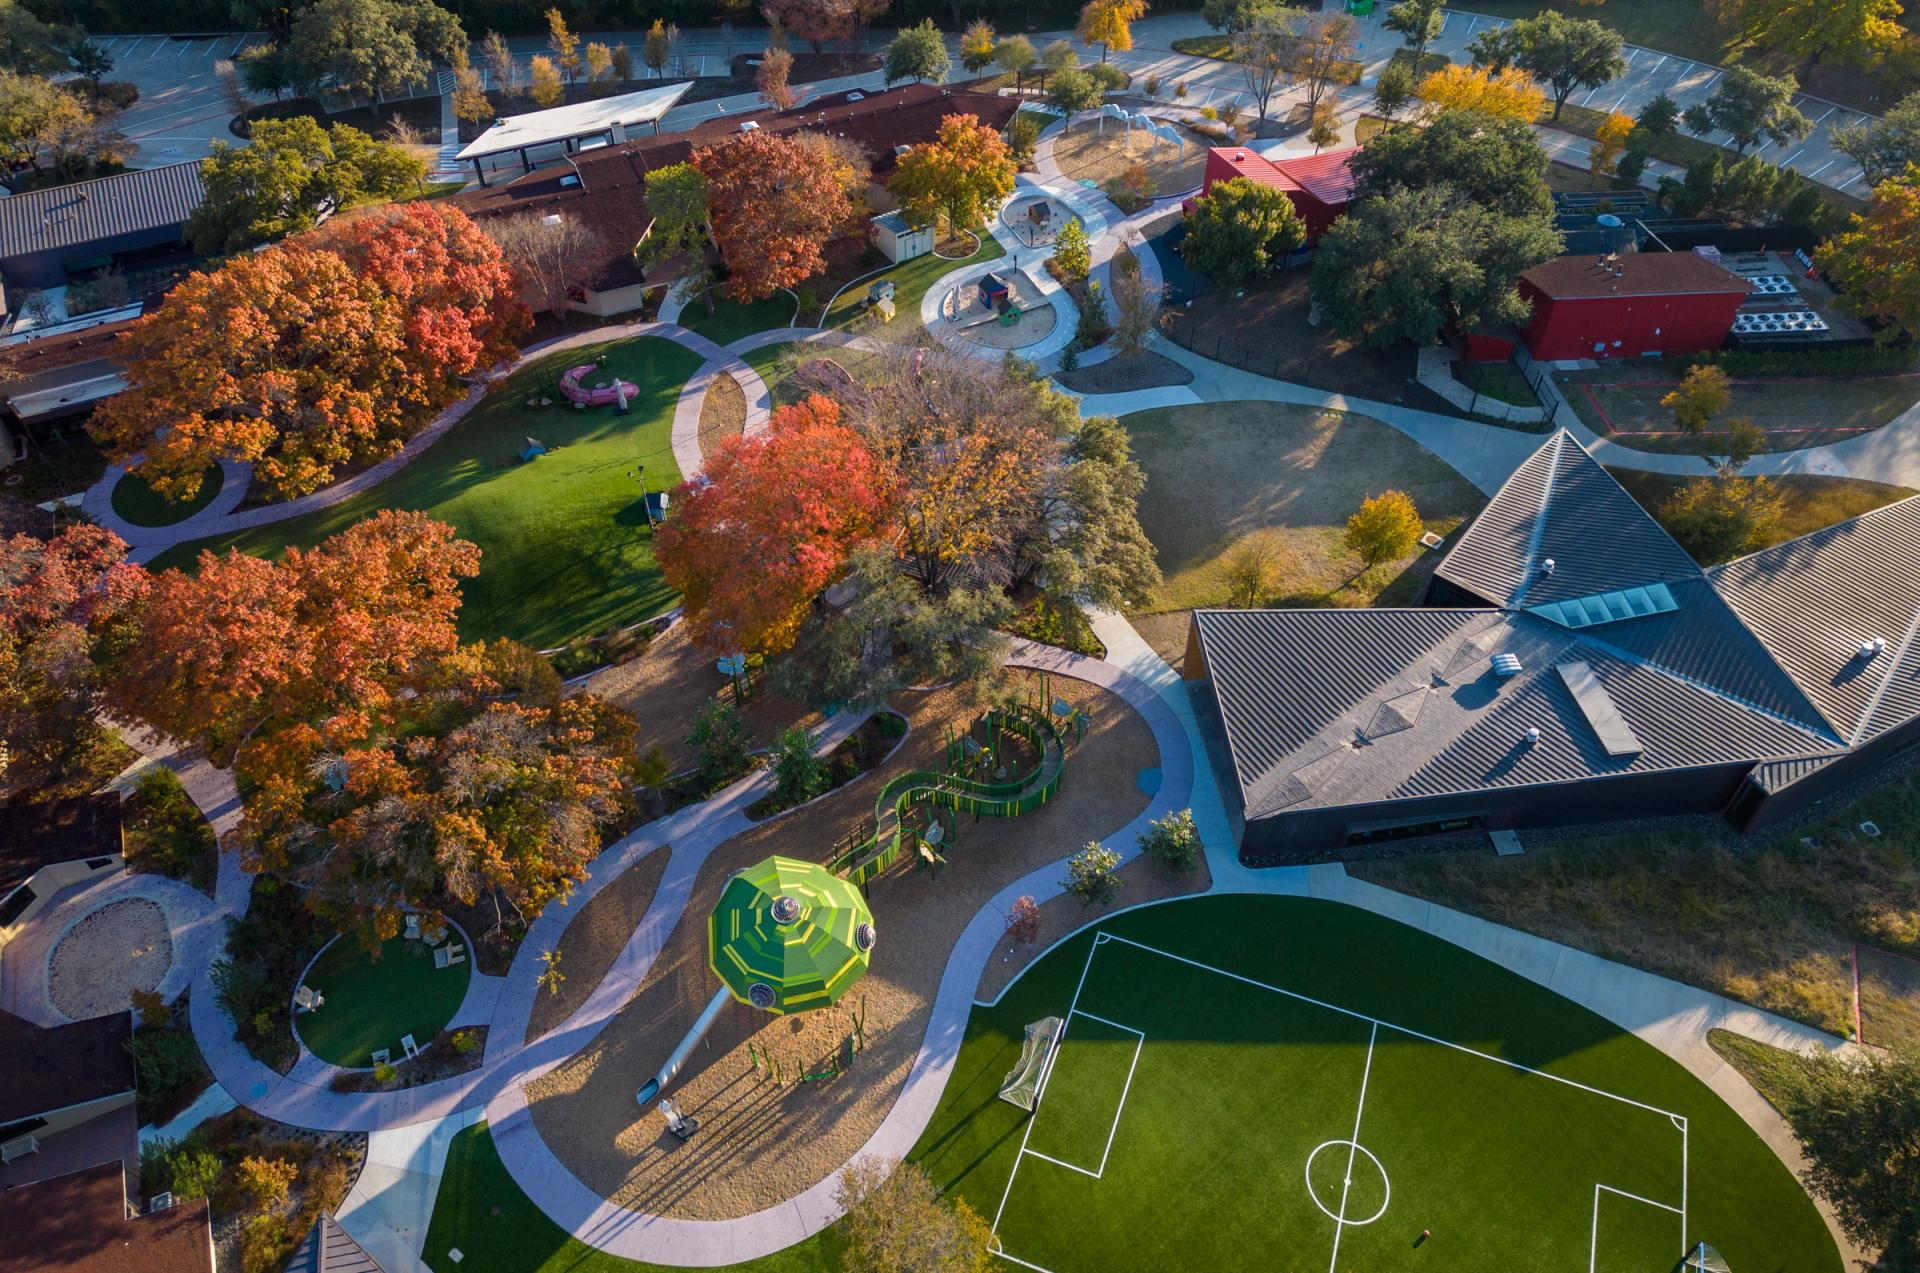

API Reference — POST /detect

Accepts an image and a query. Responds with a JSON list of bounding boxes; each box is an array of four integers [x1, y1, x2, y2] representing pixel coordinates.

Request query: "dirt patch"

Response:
[[1055, 349, 1194, 395], [1131, 611, 1194, 674], [526, 849, 672, 1044], [523, 668, 1157, 1221], [1049, 119, 1208, 197], [1120, 400, 1485, 617], [975, 855, 1212, 1002], [50, 898, 172, 1020], [583, 622, 818, 774], [697, 369, 747, 456]]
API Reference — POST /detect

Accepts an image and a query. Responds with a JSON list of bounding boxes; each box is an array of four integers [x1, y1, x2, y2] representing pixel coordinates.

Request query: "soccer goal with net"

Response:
[[999, 1016, 1065, 1110], [1683, 1242, 1732, 1272]]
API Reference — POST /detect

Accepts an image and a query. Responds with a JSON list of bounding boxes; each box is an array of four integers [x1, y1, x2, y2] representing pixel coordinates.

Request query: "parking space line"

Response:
[[1781, 147, 1805, 165], [1804, 159, 1836, 178], [1700, 69, 1721, 90]]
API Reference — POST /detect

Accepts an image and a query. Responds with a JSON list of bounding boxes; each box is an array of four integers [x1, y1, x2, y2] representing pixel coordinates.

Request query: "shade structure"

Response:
[[709, 855, 876, 1015]]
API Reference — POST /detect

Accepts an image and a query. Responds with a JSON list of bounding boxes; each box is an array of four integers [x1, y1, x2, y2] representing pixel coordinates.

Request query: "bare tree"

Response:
[[1290, 9, 1358, 114], [1232, 5, 1300, 123], [215, 58, 251, 119], [487, 212, 606, 323], [1110, 251, 1163, 356], [482, 30, 517, 95]]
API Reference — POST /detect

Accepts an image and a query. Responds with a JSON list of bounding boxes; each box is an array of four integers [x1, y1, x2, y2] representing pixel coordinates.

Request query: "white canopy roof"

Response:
[[456, 81, 696, 161]]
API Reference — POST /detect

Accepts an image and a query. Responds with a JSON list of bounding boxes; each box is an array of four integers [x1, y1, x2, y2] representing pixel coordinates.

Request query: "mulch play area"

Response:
[[523, 668, 1157, 1221]]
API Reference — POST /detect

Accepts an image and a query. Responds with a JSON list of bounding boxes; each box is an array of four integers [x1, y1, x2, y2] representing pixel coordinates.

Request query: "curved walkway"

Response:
[[84, 321, 758, 563]]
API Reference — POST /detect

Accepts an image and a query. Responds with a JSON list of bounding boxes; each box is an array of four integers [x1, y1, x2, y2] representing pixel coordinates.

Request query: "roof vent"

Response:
[[1860, 637, 1888, 659], [1523, 726, 1541, 746], [739, 120, 760, 131], [1540, 558, 1556, 575], [1491, 653, 1522, 678]]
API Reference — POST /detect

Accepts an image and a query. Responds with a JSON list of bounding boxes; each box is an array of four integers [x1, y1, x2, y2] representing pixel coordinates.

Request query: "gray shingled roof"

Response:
[[1710, 496, 1920, 744], [0, 161, 205, 261]]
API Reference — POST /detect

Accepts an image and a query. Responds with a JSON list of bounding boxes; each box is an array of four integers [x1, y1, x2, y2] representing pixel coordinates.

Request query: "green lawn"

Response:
[[111, 465, 224, 528], [1561, 360, 1920, 456], [819, 234, 1004, 331], [296, 934, 471, 1068], [679, 293, 797, 347], [150, 337, 699, 649], [918, 896, 1840, 1273], [422, 1121, 842, 1273]]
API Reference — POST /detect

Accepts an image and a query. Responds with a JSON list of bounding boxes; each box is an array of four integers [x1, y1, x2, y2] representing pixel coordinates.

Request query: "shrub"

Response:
[[141, 1133, 223, 1202], [1201, 105, 1219, 120], [1063, 841, 1123, 905], [1005, 895, 1041, 944], [372, 1060, 397, 1084], [1174, 80, 1188, 99], [1103, 164, 1153, 213], [1009, 112, 1041, 168], [242, 1213, 293, 1273], [1087, 62, 1129, 93], [1053, 217, 1091, 282], [235, 1155, 298, 1211], [769, 724, 830, 809], [211, 878, 323, 1069], [1137, 808, 1200, 872], [130, 1023, 208, 1123], [124, 768, 216, 889], [451, 1028, 479, 1054], [1221, 533, 1287, 607], [131, 988, 170, 1028], [1143, 74, 1160, 97], [686, 696, 753, 793], [65, 269, 130, 315]]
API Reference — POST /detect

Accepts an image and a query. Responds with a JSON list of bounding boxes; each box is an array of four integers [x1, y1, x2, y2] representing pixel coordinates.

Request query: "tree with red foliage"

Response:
[[0, 525, 144, 797], [321, 202, 529, 389], [761, 0, 852, 54], [91, 209, 525, 506], [658, 394, 894, 656], [693, 130, 853, 301], [107, 510, 479, 767]]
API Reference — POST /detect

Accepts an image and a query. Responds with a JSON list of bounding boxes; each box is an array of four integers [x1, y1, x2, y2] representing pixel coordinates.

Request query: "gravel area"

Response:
[[49, 898, 172, 1020], [526, 849, 673, 1044], [582, 622, 819, 773], [524, 668, 1157, 1220], [975, 854, 1212, 1003]]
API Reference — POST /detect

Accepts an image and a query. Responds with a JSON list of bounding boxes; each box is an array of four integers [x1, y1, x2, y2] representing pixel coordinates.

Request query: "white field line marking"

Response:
[[991, 1248, 1055, 1273], [1589, 1184, 1685, 1273], [1097, 932, 1688, 1123], [1071, 1012, 1146, 1179], [1680, 1119, 1690, 1252], [1326, 1021, 1380, 1273], [1022, 1149, 1101, 1179], [1597, 1183, 1682, 1214], [989, 937, 1101, 1241]]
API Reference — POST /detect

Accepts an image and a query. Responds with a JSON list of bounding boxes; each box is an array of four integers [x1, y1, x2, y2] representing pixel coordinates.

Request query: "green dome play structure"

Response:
[[709, 855, 876, 1015]]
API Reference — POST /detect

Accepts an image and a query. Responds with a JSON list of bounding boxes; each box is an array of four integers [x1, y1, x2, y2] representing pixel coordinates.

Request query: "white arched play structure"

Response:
[[1093, 104, 1187, 158]]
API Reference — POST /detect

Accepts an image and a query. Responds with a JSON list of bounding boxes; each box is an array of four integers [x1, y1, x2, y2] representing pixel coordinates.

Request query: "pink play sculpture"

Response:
[[559, 363, 638, 407]]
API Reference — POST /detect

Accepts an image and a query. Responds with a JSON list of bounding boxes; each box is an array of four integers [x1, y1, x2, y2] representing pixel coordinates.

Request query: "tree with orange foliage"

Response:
[[0, 525, 144, 797], [107, 510, 479, 767], [1589, 109, 1635, 174], [761, 0, 852, 55], [757, 45, 796, 109], [91, 209, 523, 506], [693, 130, 853, 301], [1415, 63, 1547, 122], [888, 112, 1017, 234], [658, 394, 895, 656]]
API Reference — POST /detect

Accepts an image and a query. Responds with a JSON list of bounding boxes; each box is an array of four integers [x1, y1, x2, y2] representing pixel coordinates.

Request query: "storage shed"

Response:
[[1517, 251, 1750, 362], [872, 211, 935, 264]]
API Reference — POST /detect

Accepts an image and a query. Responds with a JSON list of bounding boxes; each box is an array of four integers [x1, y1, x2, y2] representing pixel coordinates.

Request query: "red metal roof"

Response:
[[1270, 147, 1359, 208]]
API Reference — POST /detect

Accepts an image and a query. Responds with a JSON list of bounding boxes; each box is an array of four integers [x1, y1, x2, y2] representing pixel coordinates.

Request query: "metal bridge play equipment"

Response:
[[826, 674, 1088, 888]]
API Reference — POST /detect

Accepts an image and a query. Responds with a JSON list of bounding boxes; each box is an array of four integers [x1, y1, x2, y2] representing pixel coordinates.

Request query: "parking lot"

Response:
[[90, 33, 267, 166]]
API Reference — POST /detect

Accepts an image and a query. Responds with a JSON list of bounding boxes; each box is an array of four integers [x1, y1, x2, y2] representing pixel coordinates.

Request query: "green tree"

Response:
[[994, 34, 1035, 81], [1636, 91, 1680, 137], [285, 0, 462, 103], [1778, 1044, 1920, 1266], [1053, 216, 1091, 281], [1661, 364, 1733, 434], [769, 724, 829, 807], [1352, 107, 1552, 219], [884, 19, 950, 85], [1495, 10, 1625, 121], [0, 1, 70, 74], [187, 118, 423, 254], [1137, 807, 1200, 872], [1682, 65, 1811, 156], [1179, 176, 1307, 290], [686, 696, 752, 793], [1344, 490, 1423, 570], [1041, 37, 1078, 75], [1660, 470, 1784, 564], [835, 1157, 992, 1273], [1014, 414, 1161, 609], [1723, 0, 1904, 76], [1047, 66, 1103, 122], [959, 19, 996, 73], [1063, 841, 1122, 904], [641, 161, 716, 314], [1313, 185, 1560, 347], [1201, 0, 1264, 34], [239, 42, 294, 100], [1382, 0, 1444, 60], [1835, 89, 1920, 186], [1372, 58, 1415, 121], [0, 68, 61, 190], [1820, 165, 1920, 341]]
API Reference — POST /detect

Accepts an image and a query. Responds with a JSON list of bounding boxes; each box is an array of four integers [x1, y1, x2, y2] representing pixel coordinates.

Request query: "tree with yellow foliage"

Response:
[[1415, 63, 1546, 122], [1078, 0, 1147, 62], [1589, 110, 1634, 174], [528, 55, 563, 108]]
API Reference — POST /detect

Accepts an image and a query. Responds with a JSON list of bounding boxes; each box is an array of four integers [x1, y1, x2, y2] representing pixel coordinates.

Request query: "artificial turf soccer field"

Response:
[[911, 896, 1840, 1273]]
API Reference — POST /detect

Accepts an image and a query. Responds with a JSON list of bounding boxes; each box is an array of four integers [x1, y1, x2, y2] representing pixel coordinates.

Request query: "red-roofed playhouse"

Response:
[[1516, 251, 1752, 361], [1199, 145, 1360, 243]]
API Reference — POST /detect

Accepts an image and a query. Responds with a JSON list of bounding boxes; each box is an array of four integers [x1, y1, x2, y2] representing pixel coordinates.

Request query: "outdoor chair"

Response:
[[404, 914, 421, 940], [371, 1048, 391, 1066], [294, 986, 323, 1012], [401, 1034, 421, 1060]]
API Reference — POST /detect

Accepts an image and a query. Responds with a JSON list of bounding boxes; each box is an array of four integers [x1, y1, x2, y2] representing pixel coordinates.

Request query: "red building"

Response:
[[1199, 145, 1360, 242], [1518, 252, 1750, 362]]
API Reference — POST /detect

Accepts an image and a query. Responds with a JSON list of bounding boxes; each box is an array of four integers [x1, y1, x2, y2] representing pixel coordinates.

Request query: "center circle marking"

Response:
[[1303, 1139, 1391, 1227]]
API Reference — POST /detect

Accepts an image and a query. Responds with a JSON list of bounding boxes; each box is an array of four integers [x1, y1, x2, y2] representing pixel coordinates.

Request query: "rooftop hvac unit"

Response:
[[1492, 653, 1523, 678], [1523, 726, 1541, 746], [150, 1192, 175, 1212]]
